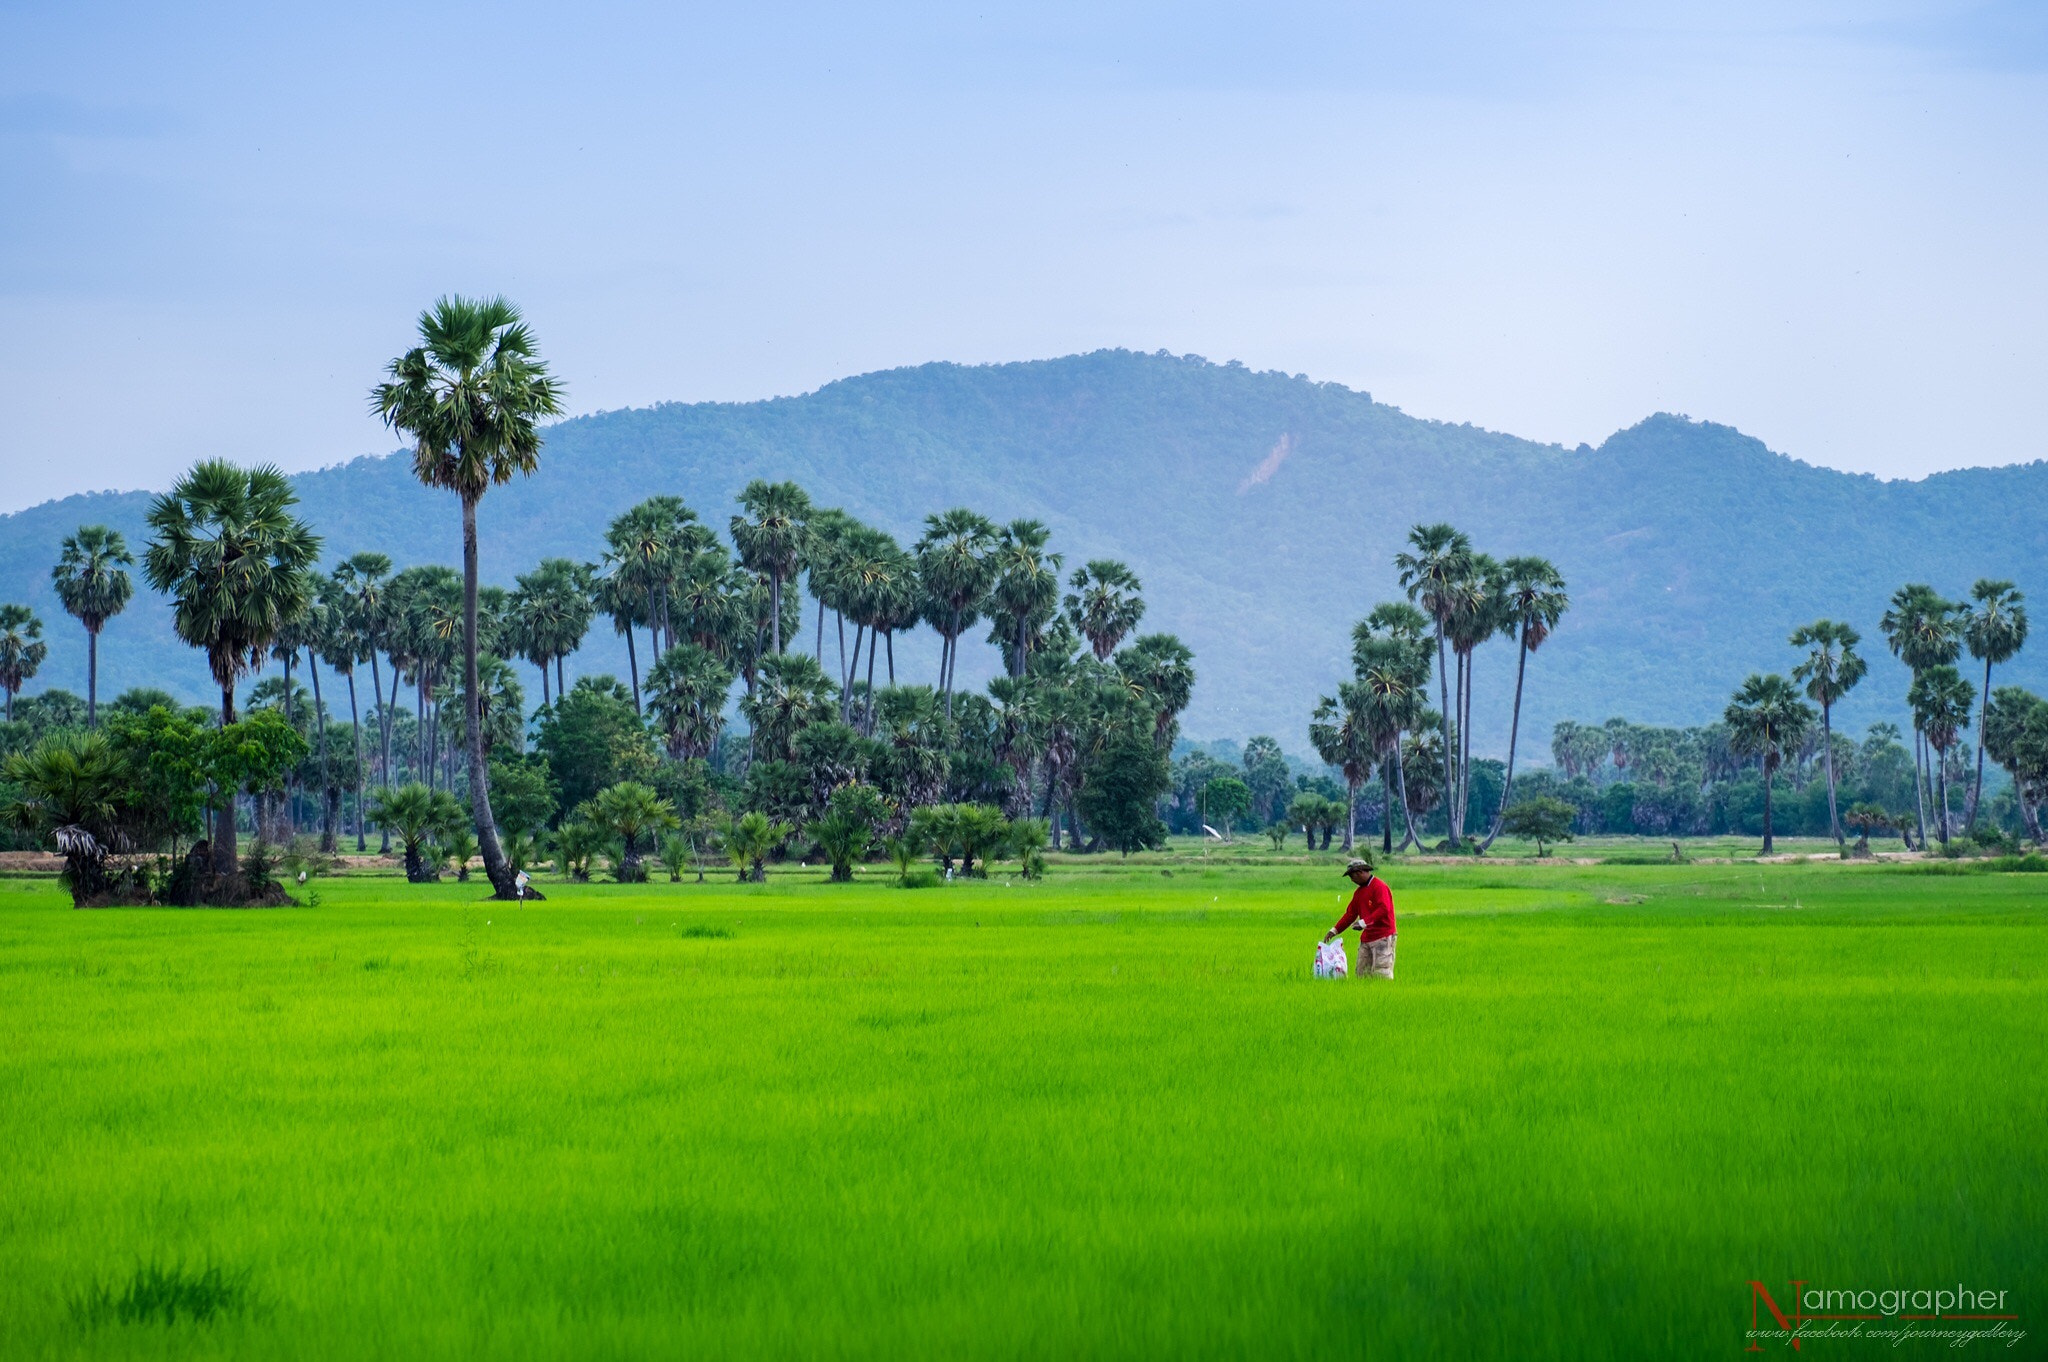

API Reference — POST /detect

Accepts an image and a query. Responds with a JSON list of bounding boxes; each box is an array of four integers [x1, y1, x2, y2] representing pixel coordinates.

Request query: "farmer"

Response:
[[1321, 855, 1396, 979]]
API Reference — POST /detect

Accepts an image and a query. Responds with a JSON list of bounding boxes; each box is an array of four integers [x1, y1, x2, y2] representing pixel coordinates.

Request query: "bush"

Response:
[[896, 867, 941, 889]]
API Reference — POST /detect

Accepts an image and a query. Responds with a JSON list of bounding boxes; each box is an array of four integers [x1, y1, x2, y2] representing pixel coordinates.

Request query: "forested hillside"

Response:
[[2, 349, 2042, 751]]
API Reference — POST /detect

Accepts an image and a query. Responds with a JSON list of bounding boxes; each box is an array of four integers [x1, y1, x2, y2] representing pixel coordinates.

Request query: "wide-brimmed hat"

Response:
[[1341, 854, 1376, 874]]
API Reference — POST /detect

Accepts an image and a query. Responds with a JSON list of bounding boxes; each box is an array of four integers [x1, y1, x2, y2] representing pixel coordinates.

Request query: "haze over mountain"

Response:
[[2, 350, 2041, 756]]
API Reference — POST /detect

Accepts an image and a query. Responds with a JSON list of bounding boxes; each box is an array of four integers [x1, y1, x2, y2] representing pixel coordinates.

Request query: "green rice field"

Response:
[[1, 855, 2042, 1358]]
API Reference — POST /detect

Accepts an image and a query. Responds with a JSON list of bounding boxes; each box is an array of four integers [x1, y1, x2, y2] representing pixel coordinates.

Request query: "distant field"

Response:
[[0, 858, 2040, 1359]]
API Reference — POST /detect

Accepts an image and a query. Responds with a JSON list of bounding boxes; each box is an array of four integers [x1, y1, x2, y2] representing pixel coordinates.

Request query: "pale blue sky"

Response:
[[3, 1, 2044, 510]]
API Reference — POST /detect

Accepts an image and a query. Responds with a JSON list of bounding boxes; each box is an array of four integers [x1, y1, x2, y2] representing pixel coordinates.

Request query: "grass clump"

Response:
[[70, 1260, 251, 1328]]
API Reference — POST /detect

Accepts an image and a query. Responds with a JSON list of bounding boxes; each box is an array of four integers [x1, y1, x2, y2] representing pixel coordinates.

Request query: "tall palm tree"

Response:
[[0, 605, 48, 723], [1064, 560, 1145, 662], [373, 295, 563, 901], [645, 642, 735, 761], [317, 571, 372, 851], [989, 520, 1065, 679], [1395, 523, 1473, 847], [142, 460, 321, 874], [730, 480, 811, 657], [1788, 619, 1867, 848], [1481, 557, 1568, 849], [593, 567, 651, 715], [914, 509, 998, 716], [1724, 673, 1814, 855], [510, 558, 594, 706], [740, 651, 837, 762], [1441, 552, 1502, 842], [1909, 664, 1974, 845], [1881, 585, 1961, 848], [1963, 580, 2027, 830], [1115, 633, 1195, 747], [1310, 680, 1374, 851], [604, 497, 698, 657], [50, 526, 134, 728]]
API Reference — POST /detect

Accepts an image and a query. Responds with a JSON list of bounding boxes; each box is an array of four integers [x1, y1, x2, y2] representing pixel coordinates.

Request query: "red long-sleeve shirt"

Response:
[[1332, 878, 1396, 943]]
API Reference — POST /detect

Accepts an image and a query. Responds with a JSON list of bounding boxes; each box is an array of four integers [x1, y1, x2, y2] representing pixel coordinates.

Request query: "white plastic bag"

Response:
[[1314, 938, 1348, 979]]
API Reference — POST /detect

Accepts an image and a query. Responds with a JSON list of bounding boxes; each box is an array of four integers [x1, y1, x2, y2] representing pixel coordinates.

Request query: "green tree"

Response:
[[1963, 580, 2027, 830], [1240, 735, 1290, 826], [509, 558, 595, 705], [535, 676, 658, 813], [1724, 673, 1815, 855], [588, 780, 679, 882], [374, 295, 564, 900], [50, 526, 134, 728], [0, 605, 47, 724], [142, 460, 320, 875], [1481, 556, 1567, 850], [1116, 633, 1196, 748], [730, 480, 811, 656], [1983, 687, 2047, 842], [740, 652, 837, 763], [1200, 774, 1251, 839], [1789, 619, 1867, 848], [1500, 796, 1576, 856], [726, 809, 785, 882], [1079, 731, 1170, 853]]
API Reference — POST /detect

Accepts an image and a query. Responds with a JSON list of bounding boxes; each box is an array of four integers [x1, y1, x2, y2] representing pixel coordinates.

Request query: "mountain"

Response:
[[2, 349, 2043, 755]]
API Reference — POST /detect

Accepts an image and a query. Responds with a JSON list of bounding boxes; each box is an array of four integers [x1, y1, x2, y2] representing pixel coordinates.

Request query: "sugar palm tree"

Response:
[[1909, 664, 1974, 845], [1395, 523, 1473, 847], [1963, 580, 2027, 830], [915, 508, 998, 716], [367, 782, 463, 883], [740, 651, 837, 762], [1788, 619, 1867, 848], [373, 295, 564, 901], [50, 526, 134, 727], [1309, 680, 1374, 851], [588, 780, 678, 883], [1115, 633, 1195, 747], [316, 571, 373, 850], [593, 567, 651, 715], [143, 460, 321, 874], [1440, 552, 1503, 842], [1064, 560, 1145, 662], [1880, 584, 1960, 847], [730, 480, 811, 656], [989, 520, 1064, 679], [1724, 673, 1815, 855], [645, 641, 735, 760], [1481, 556, 1567, 850], [0, 604, 48, 723]]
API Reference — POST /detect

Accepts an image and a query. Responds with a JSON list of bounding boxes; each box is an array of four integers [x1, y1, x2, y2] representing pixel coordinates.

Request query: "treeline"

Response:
[[0, 297, 1196, 905], [1523, 580, 2041, 852]]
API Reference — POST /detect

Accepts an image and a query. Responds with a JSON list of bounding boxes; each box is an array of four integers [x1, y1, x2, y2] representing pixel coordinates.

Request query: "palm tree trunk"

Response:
[[1482, 633, 1531, 850], [1821, 700, 1842, 847], [1935, 745, 1952, 846], [944, 609, 961, 718], [460, 495, 520, 900], [538, 660, 550, 708], [345, 669, 366, 851], [836, 610, 849, 709], [770, 572, 784, 654], [886, 630, 896, 685], [1381, 763, 1394, 854], [416, 675, 430, 788], [1967, 657, 1993, 830], [1452, 651, 1468, 843], [214, 684, 239, 876], [1434, 626, 1455, 846], [863, 631, 878, 734], [309, 651, 335, 853], [1761, 761, 1775, 855], [625, 626, 640, 716], [1392, 739, 1418, 852], [1910, 724, 1929, 849], [86, 626, 99, 728], [555, 657, 565, 702], [1343, 776, 1356, 852], [814, 595, 824, 662]]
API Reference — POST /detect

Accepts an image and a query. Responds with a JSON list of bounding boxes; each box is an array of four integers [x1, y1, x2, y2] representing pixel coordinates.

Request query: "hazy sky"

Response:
[[3, 1, 2044, 511]]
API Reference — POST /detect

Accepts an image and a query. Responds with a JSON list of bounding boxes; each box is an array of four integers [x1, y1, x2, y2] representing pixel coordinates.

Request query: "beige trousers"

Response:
[[1359, 934, 1395, 979]]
